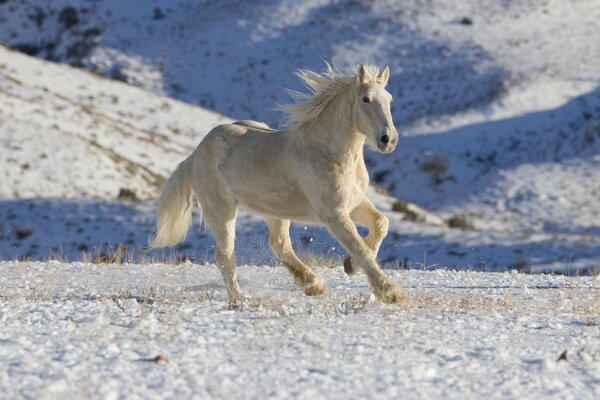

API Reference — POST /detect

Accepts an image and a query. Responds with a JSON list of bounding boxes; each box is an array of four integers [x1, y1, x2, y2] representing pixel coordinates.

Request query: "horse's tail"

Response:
[[149, 155, 195, 248]]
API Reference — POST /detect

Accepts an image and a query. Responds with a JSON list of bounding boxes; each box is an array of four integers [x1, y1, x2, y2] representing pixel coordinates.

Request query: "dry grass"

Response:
[[299, 251, 343, 268], [403, 289, 519, 315], [401, 285, 600, 320], [3, 255, 599, 323], [5, 280, 600, 324], [79, 244, 194, 265]]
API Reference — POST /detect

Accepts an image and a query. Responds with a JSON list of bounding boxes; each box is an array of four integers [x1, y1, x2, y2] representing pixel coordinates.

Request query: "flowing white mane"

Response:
[[280, 63, 383, 131]]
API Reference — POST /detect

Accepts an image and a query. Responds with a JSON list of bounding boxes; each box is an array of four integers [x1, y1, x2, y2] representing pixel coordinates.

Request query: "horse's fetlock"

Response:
[[375, 280, 404, 304], [303, 275, 325, 296]]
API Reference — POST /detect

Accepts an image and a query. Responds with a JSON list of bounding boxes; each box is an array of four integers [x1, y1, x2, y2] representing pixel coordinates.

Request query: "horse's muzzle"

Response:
[[377, 132, 398, 153]]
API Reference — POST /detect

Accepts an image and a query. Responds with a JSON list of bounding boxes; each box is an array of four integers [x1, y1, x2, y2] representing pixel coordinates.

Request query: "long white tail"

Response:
[[149, 156, 195, 248]]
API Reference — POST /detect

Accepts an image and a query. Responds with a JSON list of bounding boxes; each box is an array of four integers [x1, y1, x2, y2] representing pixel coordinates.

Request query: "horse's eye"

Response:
[[362, 96, 370, 103]]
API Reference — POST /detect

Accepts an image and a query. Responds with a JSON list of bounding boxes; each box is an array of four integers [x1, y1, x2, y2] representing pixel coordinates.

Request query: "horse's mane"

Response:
[[279, 63, 382, 132]]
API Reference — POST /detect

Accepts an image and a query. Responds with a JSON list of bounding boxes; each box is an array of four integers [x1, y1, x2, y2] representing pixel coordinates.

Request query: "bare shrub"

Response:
[[446, 214, 473, 230], [117, 187, 137, 200], [391, 200, 426, 222], [14, 226, 33, 240], [420, 150, 449, 177]]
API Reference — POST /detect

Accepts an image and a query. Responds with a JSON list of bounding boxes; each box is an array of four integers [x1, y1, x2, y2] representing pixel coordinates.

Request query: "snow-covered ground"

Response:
[[1, 261, 599, 399]]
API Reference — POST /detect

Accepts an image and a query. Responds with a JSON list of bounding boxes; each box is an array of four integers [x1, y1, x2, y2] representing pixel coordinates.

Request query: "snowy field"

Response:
[[1, 261, 599, 399]]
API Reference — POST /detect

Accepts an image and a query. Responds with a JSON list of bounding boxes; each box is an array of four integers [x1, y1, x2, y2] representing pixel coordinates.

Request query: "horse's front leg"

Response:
[[344, 197, 389, 276], [319, 211, 403, 304]]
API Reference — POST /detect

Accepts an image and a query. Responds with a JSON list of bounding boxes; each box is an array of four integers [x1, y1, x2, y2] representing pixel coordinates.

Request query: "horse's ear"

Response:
[[357, 64, 367, 84], [377, 66, 390, 86]]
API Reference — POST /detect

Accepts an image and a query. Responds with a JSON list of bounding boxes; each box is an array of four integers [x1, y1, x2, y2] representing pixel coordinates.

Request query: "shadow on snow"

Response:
[[0, 198, 599, 275]]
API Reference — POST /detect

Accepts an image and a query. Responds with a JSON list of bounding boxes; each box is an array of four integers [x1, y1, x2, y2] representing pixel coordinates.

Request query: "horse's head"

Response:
[[353, 65, 398, 153]]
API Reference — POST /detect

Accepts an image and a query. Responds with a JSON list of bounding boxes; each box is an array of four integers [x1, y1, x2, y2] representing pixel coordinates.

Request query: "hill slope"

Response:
[[1, 0, 597, 128], [0, 2, 599, 273], [0, 45, 228, 200]]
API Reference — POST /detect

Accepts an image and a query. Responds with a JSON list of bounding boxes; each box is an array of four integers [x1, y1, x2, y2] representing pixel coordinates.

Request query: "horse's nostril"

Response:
[[381, 134, 390, 144]]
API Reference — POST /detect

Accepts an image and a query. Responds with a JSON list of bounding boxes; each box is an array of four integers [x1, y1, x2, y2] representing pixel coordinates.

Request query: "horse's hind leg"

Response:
[[266, 218, 325, 296], [344, 197, 389, 276], [203, 200, 243, 303]]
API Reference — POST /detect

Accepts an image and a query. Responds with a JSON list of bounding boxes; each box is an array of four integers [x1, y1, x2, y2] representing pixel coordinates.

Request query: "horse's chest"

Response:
[[337, 162, 369, 205], [350, 158, 369, 187]]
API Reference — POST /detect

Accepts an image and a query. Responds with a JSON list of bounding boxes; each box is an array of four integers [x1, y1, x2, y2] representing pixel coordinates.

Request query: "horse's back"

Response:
[[206, 121, 291, 182], [203, 120, 281, 147], [232, 120, 280, 132]]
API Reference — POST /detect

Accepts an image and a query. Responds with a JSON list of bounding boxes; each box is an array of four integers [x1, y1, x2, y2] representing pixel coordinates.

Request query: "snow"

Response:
[[0, 45, 228, 200], [0, 3, 600, 396], [1, 260, 599, 399], [2, 1, 599, 127]]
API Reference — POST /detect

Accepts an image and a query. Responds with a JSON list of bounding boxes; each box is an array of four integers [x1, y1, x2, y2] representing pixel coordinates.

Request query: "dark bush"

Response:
[[59, 7, 78, 29]]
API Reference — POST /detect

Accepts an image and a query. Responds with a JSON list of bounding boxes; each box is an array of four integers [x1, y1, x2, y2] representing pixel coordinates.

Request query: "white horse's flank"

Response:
[[151, 64, 403, 303]]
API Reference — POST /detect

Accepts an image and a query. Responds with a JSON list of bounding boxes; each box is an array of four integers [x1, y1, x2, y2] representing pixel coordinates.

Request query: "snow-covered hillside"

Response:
[[0, 45, 228, 200], [0, 1, 599, 273], [1, 1, 598, 128]]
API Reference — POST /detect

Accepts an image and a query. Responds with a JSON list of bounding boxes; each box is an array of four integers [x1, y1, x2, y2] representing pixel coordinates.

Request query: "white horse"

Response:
[[150, 64, 403, 304]]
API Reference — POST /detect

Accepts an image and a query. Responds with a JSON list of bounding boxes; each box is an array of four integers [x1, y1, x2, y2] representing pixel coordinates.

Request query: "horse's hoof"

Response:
[[375, 281, 405, 304], [303, 276, 325, 296], [227, 292, 244, 309], [343, 256, 357, 276]]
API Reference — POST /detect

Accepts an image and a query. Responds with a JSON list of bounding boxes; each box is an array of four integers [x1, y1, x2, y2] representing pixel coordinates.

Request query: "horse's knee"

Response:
[[374, 214, 389, 238]]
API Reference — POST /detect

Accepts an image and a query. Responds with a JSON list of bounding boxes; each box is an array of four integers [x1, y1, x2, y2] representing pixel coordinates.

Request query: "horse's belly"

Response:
[[232, 184, 316, 221]]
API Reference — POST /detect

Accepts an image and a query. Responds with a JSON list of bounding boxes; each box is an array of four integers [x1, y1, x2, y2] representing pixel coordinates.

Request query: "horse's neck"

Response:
[[298, 90, 365, 165]]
